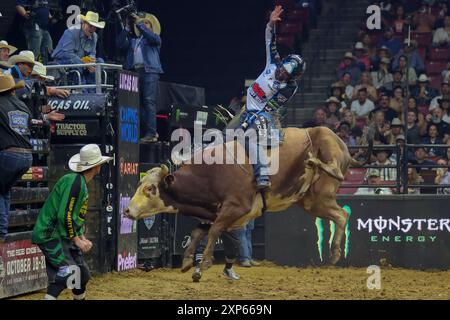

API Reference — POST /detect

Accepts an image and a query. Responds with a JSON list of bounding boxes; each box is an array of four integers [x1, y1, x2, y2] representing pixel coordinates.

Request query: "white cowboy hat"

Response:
[[7, 50, 36, 66], [0, 74, 25, 93], [134, 13, 161, 37], [32, 62, 55, 81], [418, 74, 430, 82], [69, 144, 113, 173], [354, 42, 366, 51], [77, 11, 105, 29], [0, 40, 17, 55]]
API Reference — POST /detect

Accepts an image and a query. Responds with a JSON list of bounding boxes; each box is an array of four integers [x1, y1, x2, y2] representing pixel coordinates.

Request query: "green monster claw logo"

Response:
[[315, 205, 352, 262]]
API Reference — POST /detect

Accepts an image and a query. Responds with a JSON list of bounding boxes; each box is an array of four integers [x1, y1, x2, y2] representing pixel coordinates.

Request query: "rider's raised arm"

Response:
[[266, 5, 283, 67]]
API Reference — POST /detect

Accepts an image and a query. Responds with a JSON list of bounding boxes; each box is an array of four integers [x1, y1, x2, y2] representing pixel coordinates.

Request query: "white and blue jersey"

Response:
[[246, 24, 290, 112]]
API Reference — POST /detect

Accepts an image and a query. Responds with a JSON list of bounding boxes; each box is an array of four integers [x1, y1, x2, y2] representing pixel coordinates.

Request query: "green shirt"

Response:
[[32, 173, 88, 244]]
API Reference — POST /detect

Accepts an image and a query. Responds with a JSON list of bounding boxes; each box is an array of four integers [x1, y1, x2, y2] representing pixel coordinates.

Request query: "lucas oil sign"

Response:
[[48, 93, 107, 118]]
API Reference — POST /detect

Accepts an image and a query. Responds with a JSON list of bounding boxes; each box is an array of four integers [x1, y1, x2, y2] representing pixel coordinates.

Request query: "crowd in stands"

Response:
[[300, 0, 450, 195]]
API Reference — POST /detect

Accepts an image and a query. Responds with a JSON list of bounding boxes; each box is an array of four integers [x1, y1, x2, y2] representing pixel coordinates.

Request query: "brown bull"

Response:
[[125, 126, 361, 272]]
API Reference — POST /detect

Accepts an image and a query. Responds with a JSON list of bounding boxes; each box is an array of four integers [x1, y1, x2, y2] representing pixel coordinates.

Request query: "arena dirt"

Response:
[[14, 262, 450, 300]]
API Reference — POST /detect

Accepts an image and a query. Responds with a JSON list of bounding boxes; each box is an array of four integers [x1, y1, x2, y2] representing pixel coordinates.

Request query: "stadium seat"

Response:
[[426, 61, 446, 75], [344, 168, 367, 182], [412, 32, 432, 47], [276, 35, 295, 49], [418, 46, 427, 61], [279, 22, 301, 35], [429, 47, 450, 61], [429, 75, 443, 90]]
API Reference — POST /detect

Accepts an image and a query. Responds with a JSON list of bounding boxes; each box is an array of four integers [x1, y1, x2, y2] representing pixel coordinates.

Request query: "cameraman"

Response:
[[16, 0, 55, 64], [116, 12, 163, 144], [355, 168, 393, 195]]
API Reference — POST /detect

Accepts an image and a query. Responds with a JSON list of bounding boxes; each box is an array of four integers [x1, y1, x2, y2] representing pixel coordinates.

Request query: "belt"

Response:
[[133, 64, 145, 70], [4, 147, 32, 154]]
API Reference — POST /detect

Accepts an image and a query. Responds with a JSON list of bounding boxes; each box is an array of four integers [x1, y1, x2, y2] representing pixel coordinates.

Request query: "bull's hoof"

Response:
[[181, 257, 194, 273], [329, 249, 341, 265], [192, 268, 202, 282]]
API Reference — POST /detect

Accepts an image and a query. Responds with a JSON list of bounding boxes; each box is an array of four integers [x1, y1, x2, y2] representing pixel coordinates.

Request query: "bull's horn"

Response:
[[160, 164, 169, 178]]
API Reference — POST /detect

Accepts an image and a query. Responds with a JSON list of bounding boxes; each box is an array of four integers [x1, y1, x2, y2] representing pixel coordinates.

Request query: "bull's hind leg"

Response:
[[299, 178, 348, 265], [181, 225, 209, 273]]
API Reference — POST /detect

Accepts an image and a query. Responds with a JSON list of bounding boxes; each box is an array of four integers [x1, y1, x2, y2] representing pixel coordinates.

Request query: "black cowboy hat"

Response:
[[373, 147, 393, 157]]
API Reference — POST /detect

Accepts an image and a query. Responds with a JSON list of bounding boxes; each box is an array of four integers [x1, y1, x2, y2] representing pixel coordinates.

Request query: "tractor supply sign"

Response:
[[0, 240, 47, 299]]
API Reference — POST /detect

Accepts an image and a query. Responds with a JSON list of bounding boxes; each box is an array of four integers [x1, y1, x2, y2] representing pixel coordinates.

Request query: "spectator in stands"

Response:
[[411, 147, 435, 173], [412, 3, 436, 33], [117, 12, 163, 143], [337, 52, 361, 86], [4, 50, 36, 81], [447, 146, 450, 162], [371, 57, 393, 89], [392, 40, 425, 74], [351, 87, 375, 123], [340, 72, 355, 100], [355, 168, 393, 195], [369, 109, 390, 145], [371, 45, 391, 72], [406, 110, 423, 144], [354, 42, 371, 72], [370, 148, 397, 181], [432, 15, 450, 46], [390, 134, 405, 163], [388, 117, 404, 143], [435, 1, 449, 28], [406, 165, 423, 194], [303, 107, 327, 128], [0, 75, 33, 242], [430, 81, 450, 111], [372, 92, 399, 123], [425, 106, 450, 142], [397, 55, 418, 86], [342, 110, 363, 142], [30, 62, 70, 99], [412, 74, 439, 105], [330, 82, 348, 111], [336, 121, 358, 150], [389, 86, 405, 113], [381, 69, 407, 94], [423, 124, 445, 157], [352, 72, 378, 102], [435, 158, 450, 194], [393, 4, 408, 33], [442, 56, 450, 82], [361, 33, 377, 59], [16, 0, 55, 64], [325, 97, 340, 129], [377, 27, 402, 57], [407, 97, 428, 135], [439, 97, 450, 123], [0, 41, 17, 71], [52, 11, 105, 89]]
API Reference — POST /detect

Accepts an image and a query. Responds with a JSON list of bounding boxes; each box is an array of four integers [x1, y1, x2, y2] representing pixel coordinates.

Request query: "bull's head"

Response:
[[124, 164, 178, 220]]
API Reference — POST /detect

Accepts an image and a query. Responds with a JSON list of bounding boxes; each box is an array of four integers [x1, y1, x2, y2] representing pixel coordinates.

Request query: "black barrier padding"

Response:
[[265, 197, 450, 270], [157, 82, 205, 113], [50, 119, 102, 143]]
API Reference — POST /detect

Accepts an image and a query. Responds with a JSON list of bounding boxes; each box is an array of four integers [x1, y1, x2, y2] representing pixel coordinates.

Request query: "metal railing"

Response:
[[45, 62, 123, 93], [343, 143, 450, 194]]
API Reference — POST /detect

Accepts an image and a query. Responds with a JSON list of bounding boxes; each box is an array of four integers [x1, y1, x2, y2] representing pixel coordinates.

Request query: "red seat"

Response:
[[426, 61, 446, 75], [276, 35, 295, 49], [344, 168, 367, 183], [412, 32, 432, 47], [279, 22, 301, 35], [429, 47, 450, 61], [429, 75, 443, 90], [418, 46, 427, 61]]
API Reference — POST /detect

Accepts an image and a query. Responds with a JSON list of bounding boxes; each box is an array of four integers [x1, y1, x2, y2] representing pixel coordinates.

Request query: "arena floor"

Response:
[[14, 262, 450, 300]]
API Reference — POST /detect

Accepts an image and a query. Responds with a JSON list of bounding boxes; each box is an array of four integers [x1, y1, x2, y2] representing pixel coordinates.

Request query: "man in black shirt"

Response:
[[370, 93, 399, 123]]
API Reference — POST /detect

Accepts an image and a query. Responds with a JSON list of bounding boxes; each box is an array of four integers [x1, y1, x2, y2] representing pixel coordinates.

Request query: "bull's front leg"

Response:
[[181, 225, 209, 273], [200, 223, 223, 271]]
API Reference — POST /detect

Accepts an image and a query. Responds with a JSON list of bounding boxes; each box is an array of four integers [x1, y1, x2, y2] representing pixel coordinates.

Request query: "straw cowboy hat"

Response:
[[0, 40, 17, 55], [134, 12, 161, 37], [0, 74, 25, 93], [69, 144, 113, 173], [418, 74, 430, 82], [31, 62, 55, 81], [326, 96, 340, 104], [78, 11, 105, 29], [8, 50, 36, 66], [343, 52, 355, 60]]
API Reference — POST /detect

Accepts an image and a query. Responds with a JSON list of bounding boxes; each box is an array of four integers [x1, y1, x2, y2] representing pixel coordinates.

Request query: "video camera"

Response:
[[114, 0, 138, 30]]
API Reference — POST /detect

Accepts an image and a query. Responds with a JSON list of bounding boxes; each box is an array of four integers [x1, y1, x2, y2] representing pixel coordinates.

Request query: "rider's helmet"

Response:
[[282, 54, 306, 80]]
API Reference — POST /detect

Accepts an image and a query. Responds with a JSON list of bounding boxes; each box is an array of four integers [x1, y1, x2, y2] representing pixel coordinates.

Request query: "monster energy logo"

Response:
[[315, 205, 352, 262]]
